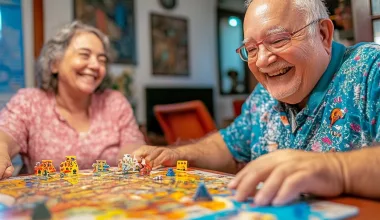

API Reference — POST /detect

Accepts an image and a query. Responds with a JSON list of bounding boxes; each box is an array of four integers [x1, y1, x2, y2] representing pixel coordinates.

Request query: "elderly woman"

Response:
[[0, 21, 145, 179]]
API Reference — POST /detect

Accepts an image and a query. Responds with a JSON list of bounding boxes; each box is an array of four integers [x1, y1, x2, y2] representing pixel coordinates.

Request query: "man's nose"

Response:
[[255, 44, 277, 69]]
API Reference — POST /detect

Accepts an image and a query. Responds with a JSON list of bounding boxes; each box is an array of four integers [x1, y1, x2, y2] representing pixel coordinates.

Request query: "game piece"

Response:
[[176, 172, 190, 184], [92, 160, 110, 173], [118, 154, 135, 174], [153, 175, 163, 181], [117, 159, 122, 171], [166, 168, 175, 176], [34, 162, 40, 175], [193, 182, 213, 201], [31, 202, 51, 220], [139, 159, 152, 175], [176, 160, 188, 171], [59, 156, 79, 178], [35, 160, 56, 179]]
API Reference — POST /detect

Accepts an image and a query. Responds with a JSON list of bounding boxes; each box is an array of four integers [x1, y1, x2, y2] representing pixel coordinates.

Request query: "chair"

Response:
[[233, 99, 245, 117], [154, 100, 217, 145]]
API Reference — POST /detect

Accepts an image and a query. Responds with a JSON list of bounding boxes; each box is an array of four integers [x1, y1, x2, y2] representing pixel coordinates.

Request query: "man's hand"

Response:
[[228, 149, 345, 206], [132, 145, 181, 168], [0, 155, 13, 180]]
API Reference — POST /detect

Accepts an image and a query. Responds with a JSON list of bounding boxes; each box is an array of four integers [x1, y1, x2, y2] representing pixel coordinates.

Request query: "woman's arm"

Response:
[[0, 130, 20, 179]]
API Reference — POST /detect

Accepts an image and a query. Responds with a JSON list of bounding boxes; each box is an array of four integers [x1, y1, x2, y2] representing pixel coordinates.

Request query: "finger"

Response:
[[254, 164, 294, 206], [153, 152, 175, 167], [228, 166, 249, 189], [3, 165, 14, 179], [145, 148, 165, 166], [234, 170, 268, 202], [133, 146, 155, 159], [152, 165, 165, 170], [0, 164, 7, 179], [229, 154, 282, 189], [272, 171, 309, 206]]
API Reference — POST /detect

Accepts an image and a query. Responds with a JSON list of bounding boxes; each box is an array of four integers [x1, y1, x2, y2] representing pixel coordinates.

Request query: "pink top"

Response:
[[0, 88, 145, 173]]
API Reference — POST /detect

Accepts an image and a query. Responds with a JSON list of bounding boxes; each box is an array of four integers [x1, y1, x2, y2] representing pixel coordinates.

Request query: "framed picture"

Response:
[[74, 0, 136, 64], [150, 13, 189, 76]]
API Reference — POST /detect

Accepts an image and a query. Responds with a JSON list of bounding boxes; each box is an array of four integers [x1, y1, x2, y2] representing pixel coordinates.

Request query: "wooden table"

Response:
[[328, 197, 380, 219], [200, 168, 380, 219]]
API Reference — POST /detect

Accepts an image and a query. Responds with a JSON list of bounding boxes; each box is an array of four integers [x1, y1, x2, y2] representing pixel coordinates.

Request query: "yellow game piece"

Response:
[[176, 160, 188, 171], [59, 156, 79, 178]]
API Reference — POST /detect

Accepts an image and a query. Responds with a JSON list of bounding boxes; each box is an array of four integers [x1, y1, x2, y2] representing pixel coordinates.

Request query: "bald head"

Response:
[[245, 0, 329, 23]]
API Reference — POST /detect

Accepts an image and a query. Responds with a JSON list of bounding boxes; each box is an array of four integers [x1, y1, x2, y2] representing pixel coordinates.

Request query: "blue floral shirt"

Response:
[[220, 42, 380, 163]]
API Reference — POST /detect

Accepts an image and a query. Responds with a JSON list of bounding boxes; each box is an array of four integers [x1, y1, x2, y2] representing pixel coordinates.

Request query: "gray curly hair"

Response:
[[35, 20, 112, 93], [244, 0, 329, 36]]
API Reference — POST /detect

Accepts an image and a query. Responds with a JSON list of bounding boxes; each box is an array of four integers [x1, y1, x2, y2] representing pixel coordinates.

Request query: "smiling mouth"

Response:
[[78, 73, 97, 80], [266, 67, 293, 78]]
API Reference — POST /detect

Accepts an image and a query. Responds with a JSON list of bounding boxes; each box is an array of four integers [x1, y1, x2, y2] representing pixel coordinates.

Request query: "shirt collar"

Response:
[[305, 41, 346, 115]]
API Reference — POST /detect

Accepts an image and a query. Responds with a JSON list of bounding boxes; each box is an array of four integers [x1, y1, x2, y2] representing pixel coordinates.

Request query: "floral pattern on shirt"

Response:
[[220, 42, 380, 163]]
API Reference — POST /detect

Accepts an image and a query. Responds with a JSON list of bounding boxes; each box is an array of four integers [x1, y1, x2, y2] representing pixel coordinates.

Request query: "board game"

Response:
[[0, 163, 359, 219]]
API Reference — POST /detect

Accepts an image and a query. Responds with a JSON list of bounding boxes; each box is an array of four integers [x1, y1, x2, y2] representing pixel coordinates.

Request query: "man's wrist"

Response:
[[330, 152, 349, 194], [173, 145, 195, 166]]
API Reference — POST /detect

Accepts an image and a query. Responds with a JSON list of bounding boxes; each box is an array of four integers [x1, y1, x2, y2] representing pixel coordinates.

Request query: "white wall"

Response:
[[23, 0, 248, 126], [22, 0, 34, 88]]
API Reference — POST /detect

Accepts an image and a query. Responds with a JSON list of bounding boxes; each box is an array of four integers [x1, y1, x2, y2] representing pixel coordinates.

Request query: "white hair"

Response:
[[244, 0, 329, 35]]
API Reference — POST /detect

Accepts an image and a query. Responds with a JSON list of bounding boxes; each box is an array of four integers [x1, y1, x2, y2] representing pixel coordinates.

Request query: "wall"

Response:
[[23, 0, 250, 126]]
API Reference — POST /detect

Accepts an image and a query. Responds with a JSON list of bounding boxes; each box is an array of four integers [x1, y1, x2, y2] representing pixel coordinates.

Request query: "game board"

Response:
[[0, 167, 359, 220]]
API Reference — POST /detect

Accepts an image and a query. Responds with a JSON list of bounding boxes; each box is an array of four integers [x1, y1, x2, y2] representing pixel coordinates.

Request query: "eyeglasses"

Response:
[[236, 19, 321, 62]]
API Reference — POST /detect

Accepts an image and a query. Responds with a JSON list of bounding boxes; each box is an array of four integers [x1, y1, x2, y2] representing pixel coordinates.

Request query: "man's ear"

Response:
[[318, 19, 334, 55]]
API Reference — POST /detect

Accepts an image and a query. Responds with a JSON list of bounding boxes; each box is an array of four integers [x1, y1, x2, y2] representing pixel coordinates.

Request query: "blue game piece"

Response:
[[193, 182, 213, 201], [166, 168, 175, 176]]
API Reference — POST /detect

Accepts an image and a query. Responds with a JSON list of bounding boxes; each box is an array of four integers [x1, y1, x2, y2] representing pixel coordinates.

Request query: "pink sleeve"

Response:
[[0, 89, 31, 153], [113, 93, 145, 147]]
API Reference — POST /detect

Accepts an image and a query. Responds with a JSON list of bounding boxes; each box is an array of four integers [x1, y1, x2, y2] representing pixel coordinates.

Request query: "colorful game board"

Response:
[[0, 167, 358, 219]]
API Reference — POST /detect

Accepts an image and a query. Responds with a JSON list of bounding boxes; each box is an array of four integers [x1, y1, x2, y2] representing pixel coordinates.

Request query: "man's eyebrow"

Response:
[[265, 26, 287, 36], [242, 25, 288, 44]]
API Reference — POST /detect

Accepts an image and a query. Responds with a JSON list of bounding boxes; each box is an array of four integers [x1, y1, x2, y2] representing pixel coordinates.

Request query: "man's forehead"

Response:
[[244, 0, 299, 42]]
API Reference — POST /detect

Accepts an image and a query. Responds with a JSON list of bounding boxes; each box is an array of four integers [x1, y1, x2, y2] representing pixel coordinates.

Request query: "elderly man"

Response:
[[134, 0, 380, 206]]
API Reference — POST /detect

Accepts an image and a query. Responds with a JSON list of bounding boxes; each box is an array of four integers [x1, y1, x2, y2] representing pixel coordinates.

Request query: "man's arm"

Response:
[[133, 132, 242, 174], [174, 132, 241, 174], [338, 144, 380, 198]]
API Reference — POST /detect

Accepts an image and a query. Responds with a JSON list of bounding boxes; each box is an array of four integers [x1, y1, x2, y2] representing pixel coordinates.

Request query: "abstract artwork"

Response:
[[74, 0, 136, 64], [151, 13, 189, 76]]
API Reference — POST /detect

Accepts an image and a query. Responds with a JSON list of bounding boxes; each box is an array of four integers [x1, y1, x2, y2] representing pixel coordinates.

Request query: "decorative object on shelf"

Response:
[[109, 67, 137, 114], [74, 0, 137, 64], [159, 0, 177, 10], [151, 13, 189, 76]]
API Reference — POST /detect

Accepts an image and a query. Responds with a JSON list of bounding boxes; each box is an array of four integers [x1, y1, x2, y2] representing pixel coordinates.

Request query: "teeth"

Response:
[[79, 73, 96, 79], [268, 67, 290, 77]]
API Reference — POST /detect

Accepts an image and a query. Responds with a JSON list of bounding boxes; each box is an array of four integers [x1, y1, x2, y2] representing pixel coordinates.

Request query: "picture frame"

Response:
[[73, 0, 137, 64], [150, 13, 189, 76]]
